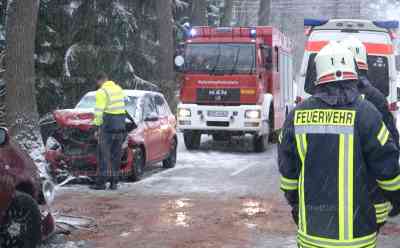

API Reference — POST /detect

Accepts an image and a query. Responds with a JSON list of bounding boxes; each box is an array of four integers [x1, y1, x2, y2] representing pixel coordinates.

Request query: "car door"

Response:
[[154, 94, 172, 158], [142, 95, 162, 162]]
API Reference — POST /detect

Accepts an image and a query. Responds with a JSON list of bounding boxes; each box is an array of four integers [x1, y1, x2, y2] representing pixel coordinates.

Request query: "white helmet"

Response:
[[341, 36, 368, 71], [315, 41, 358, 85]]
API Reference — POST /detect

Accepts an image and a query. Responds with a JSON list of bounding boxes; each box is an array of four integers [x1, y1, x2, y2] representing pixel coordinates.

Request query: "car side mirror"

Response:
[[144, 113, 159, 122], [0, 127, 9, 146]]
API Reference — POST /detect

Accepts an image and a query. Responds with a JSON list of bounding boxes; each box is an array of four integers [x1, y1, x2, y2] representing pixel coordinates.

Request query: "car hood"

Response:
[[53, 109, 95, 131]]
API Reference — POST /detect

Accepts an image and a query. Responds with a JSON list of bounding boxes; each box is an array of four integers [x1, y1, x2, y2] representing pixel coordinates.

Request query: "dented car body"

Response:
[[43, 90, 177, 182], [0, 127, 55, 247]]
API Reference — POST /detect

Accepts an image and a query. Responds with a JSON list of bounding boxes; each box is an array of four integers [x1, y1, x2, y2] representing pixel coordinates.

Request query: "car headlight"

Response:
[[245, 110, 261, 119], [42, 180, 56, 205], [178, 108, 191, 118]]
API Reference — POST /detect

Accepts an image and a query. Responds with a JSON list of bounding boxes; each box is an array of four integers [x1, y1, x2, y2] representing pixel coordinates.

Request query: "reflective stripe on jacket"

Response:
[[93, 81, 125, 126], [278, 96, 400, 248]]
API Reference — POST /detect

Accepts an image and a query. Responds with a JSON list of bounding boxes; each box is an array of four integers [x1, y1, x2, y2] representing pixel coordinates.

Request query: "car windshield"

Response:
[[304, 53, 389, 96], [184, 43, 256, 74], [75, 95, 96, 109], [75, 94, 139, 117]]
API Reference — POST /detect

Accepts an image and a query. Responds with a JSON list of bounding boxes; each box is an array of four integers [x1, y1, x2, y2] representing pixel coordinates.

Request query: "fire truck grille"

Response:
[[197, 88, 240, 103]]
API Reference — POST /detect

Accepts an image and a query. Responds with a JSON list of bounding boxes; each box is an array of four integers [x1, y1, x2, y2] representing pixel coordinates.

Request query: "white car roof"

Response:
[[84, 89, 163, 98]]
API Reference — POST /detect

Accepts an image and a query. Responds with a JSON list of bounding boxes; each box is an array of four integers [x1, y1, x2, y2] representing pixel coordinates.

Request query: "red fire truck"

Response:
[[174, 26, 294, 152]]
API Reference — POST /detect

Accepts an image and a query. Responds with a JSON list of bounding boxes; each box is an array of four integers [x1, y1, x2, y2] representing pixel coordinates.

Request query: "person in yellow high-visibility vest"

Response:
[[91, 72, 126, 190]]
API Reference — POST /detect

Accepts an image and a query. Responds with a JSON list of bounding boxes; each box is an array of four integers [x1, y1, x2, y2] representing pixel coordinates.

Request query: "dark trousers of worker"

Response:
[[97, 129, 125, 185]]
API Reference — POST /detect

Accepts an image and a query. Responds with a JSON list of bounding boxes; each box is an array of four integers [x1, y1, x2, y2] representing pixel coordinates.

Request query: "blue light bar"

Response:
[[304, 19, 329, 27], [373, 21, 399, 29], [190, 29, 197, 37]]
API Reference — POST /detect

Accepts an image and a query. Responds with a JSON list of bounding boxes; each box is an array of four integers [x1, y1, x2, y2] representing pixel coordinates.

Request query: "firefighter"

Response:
[[91, 72, 126, 190], [342, 36, 399, 230], [278, 41, 400, 248], [341, 36, 400, 148]]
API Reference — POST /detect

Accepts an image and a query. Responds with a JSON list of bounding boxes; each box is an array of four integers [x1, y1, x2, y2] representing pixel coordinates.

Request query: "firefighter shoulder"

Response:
[[93, 80, 126, 131], [278, 41, 400, 248], [341, 36, 400, 149]]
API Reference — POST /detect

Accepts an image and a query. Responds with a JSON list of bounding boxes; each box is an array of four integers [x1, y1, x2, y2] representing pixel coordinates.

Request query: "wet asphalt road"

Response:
[[45, 133, 400, 248]]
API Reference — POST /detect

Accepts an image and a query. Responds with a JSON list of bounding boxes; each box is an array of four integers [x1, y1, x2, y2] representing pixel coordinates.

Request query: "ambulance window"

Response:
[[367, 55, 389, 96], [305, 53, 317, 95]]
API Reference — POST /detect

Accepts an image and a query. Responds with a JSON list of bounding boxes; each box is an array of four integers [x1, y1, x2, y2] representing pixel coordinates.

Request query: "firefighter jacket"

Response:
[[358, 74, 400, 148], [93, 81, 126, 132], [278, 81, 400, 248], [358, 74, 398, 226]]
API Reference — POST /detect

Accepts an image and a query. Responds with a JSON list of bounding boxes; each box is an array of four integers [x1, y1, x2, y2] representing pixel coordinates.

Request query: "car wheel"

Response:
[[183, 131, 201, 150], [254, 134, 268, 153], [0, 191, 41, 248], [163, 138, 177, 169], [128, 147, 145, 182]]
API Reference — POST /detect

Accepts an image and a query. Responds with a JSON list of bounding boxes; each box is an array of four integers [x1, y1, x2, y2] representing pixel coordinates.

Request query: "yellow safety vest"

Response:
[[93, 81, 125, 126]]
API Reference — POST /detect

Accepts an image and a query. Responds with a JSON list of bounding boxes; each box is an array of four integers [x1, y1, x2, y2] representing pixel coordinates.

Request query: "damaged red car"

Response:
[[43, 90, 177, 182], [0, 127, 55, 248]]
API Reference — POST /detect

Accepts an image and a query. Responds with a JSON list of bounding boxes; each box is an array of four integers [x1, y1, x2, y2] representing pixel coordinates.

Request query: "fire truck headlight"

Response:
[[245, 110, 261, 119], [178, 108, 191, 118]]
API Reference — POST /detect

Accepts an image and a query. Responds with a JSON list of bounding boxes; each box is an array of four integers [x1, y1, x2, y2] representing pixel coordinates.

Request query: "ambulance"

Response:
[[297, 19, 399, 114]]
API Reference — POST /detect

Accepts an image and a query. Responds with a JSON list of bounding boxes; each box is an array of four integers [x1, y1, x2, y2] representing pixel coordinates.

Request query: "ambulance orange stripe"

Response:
[[306, 41, 393, 55]]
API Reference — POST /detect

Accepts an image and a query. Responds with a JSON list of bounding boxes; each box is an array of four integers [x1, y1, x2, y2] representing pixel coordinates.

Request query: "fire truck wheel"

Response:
[[183, 131, 201, 150], [253, 134, 268, 153], [0, 191, 41, 248], [128, 147, 145, 182], [163, 137, 177, 169]]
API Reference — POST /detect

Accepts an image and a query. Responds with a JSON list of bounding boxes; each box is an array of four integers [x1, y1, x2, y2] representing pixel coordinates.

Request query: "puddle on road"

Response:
[[241, 200, 268, 217], [160, 198, 193, 228]]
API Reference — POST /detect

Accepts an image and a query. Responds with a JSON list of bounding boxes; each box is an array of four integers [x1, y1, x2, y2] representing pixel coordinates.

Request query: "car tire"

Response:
[[183, 131, 201, 150], [254, 134, 268, 153], [163, 138, 177, 169], [0, 191, 41, 248], [128, 147, 145, 182]]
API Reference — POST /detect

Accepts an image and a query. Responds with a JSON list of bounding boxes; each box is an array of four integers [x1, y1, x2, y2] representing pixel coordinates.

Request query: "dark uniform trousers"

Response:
[[97, 113, 126, 184]]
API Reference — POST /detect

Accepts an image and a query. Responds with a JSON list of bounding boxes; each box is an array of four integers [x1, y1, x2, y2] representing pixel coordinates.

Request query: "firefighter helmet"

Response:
[[341, 36, 368, 71], [315, 41, 358, 85]]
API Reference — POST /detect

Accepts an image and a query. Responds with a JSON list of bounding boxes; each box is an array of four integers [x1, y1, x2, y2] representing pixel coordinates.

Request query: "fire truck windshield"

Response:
[[185, 43, 256, 74]]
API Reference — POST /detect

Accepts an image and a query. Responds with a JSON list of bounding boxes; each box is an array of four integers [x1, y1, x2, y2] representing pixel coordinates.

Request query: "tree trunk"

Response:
[[156, 0, 174, 81], [4, 0, 40, 139], [220, 0, 233, 26], [258, 0, 271, 25], [191, 0, 207, 26]]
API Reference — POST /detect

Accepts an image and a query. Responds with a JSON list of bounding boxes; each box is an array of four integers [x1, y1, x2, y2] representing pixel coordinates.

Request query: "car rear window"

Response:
[[304, 54, 389, 96]]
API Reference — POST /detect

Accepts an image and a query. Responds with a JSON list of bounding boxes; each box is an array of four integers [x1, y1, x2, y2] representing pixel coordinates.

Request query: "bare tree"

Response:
[[258, 0, 271, 25], [191, 0, 208, 26], [221, 0, 234, 26], [4, 0, 40, 140], [156, 0, 174, 81]]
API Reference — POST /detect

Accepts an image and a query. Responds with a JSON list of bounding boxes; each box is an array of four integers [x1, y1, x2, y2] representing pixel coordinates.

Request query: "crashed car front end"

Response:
[[44, 109, 134, 180]]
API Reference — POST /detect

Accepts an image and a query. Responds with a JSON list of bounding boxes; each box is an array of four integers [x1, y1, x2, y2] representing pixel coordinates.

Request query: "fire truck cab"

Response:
[[297, 19, 399, 114], [175, 26, 294, 152]]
